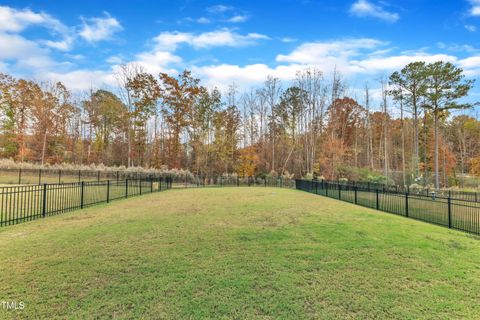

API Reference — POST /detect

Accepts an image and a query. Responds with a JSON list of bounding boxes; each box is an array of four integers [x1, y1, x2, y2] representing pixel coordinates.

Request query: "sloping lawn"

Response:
[[0, 187, 479, 319]]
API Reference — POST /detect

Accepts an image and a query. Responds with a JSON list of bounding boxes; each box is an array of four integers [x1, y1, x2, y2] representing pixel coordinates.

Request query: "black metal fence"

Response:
[[296, 179, 480, 235], [4, 175, 479, 235], [0, 178, 173, 227], [0, 176, 294, 227], [175, 175, 296, 188], [331, 179, 480, 203], [0, 167, 297, 189], [0, 168, 176, 185]]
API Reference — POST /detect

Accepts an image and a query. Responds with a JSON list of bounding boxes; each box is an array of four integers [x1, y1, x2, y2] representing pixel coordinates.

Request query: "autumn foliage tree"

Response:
[[236, 146, 259, 177], [0, 61, 478, 189]]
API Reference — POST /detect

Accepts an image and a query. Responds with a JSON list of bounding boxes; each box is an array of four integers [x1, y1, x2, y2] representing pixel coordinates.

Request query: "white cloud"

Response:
[[206, 5, 233, 13], [153, 29, 269, 51], [0, 6, 66, 33], [437, 42, 479, 53], [0, 6, 73, 51], [41, 69, 117, 91], [79, 13, 122, 42], [465, 24, 477, 32], [349, 0, 399, 22], [66, 54, 85, 60], [469, 0, 480, 16], [352, 54, 457, 73], [273, 38, 469, 78], [459, 56, 480, 68], [0, 6, 76, 78], [197, 17, 210, 24], [134, 51, 182, 74], [276, 38, 386, 64], [43, 37, 75, 51], [280, 37, 297, 43], [193, 63, 300, 90], [191, 39, 480, 91], [153, 32, 191, 51], [458, 56, 480, 76], [0, 32, 57, 70], [34, 34, 480, 93], [106, 55, 123, 64], [226, 15, 248, 23], [56, 36, 479, 92]]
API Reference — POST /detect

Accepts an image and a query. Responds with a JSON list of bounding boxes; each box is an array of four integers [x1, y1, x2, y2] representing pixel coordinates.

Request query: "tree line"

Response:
[[0, 61, 478, 189]]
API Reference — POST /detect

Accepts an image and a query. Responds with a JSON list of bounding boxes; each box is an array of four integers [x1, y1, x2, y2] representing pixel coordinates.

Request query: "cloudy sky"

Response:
[[1, 0, 480, 102]]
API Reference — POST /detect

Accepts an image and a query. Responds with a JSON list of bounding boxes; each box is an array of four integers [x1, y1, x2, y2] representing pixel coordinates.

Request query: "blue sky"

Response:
[[1, 0, 480, 105]]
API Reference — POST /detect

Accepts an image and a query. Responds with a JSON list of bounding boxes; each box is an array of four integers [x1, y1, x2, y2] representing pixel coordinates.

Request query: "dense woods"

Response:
[[0, 61, 479, 188]]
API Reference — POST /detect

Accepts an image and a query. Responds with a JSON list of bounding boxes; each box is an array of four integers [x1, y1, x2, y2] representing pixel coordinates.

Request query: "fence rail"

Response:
[[296, 179, 480, 235], [0, 167, 177, 185]]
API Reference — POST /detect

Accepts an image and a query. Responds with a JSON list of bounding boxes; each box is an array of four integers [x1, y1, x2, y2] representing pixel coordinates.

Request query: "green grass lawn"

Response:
[[0, 187, 479, 319]]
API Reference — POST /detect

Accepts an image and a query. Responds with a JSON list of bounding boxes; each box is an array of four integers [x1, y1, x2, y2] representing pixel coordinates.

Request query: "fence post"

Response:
[[151, 179, 153, 193], [42, 184, 47, 218], [140, 179, 142, 195], [338, 183, 341, 199], [125, 179, 128, 198], [448, 196, 452, 229], [80, 181, 84, 209], [78, 170, 81, 182], [237, 176, 239, 187], [376, 189, 379, 210], [58, 170, 61, 184], [405, 192, 409, 217], [315, 180, 318, 194], [18, 168, 22, 184], [354, 187, 358, 204], [107, 180, 110, 203], [39, 169, 42, 185]]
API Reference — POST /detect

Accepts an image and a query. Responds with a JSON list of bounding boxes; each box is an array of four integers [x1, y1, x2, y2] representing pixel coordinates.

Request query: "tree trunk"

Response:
[[401, 100, 406, 187], [413, 100, 419, 181], [434, 110, 440, 189], [41, 128, 48, 166]]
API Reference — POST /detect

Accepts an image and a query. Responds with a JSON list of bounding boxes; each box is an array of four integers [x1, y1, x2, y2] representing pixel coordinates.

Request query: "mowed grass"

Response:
[[0, 188, 479, 319]]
